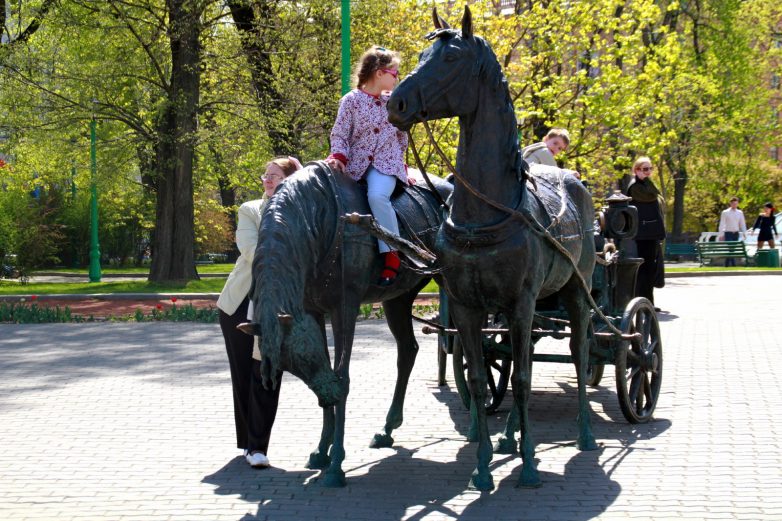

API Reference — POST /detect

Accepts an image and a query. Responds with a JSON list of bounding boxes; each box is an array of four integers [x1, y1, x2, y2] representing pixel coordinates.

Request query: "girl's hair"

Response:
[[545, 128, 570, 145], [354, 46, 400, 89], [267, 156, 302, 178], [764, 202, 775, 215], [632, 156, 652, 171]]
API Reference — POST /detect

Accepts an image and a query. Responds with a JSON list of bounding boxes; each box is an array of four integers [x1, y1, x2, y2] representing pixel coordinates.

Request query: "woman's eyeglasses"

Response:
[[639, 166, 653, 172], [381, 68, 399, 79], [262, 174, 283, 181]]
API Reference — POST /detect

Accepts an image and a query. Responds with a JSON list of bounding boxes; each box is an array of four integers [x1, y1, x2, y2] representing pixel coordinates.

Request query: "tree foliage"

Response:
[[0, 0, 779, 281]]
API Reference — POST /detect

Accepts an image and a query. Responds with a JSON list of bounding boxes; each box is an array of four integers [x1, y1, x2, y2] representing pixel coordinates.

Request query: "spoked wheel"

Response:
[[586, 362, 604, 387], [452, 314, 512, 414], [615, 297, 663, 423], [586, 328, 605, 386]]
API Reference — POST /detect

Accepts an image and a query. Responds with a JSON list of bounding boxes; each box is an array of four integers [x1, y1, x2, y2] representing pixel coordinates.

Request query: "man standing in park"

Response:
[[718, 197, 747, 267]]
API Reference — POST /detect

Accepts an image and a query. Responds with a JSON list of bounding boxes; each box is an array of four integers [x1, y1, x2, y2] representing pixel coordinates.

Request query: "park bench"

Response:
[[664, 242, 697, 261], [695, 240, 751, 266]]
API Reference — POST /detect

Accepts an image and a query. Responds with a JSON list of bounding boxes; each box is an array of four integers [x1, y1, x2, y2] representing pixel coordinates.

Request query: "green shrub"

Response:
[[0, 301, 84, 323], [0, 299, 218, 323]]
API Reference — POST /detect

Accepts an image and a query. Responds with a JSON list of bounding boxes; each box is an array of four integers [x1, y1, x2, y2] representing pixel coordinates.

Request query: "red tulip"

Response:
[[31, 295, 38, 301], [156, 304, 163, 310], [171, 297, 178, 303]]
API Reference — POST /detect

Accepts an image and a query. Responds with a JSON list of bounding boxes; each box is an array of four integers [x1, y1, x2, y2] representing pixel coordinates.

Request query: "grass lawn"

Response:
[[6, 266, 774, 296], [0, 278, 227, 295], [665, 266, 780, 272], [33, 264, 234, 275], [1, 276, 438, 296]]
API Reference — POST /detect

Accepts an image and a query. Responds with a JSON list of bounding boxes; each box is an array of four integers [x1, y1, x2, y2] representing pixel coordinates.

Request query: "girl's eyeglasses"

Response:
[[381, 68, 399, 79]]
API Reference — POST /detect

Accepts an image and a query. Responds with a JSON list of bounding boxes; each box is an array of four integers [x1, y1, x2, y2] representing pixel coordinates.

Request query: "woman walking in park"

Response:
[[325, 45, 414, 287], [749, 202, 778, 250], [625, 156, 666, 310], [217, 156, 301, 468]]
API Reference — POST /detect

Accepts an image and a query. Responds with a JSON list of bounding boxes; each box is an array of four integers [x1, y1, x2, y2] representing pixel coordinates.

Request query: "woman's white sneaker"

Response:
[[246, 452, 270, 468]]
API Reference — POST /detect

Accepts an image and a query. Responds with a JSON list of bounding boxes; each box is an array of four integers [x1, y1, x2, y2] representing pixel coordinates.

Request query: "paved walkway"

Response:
[[1, 276, 781, 520]]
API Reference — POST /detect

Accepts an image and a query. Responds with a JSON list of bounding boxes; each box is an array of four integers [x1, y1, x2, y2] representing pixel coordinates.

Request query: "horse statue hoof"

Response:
[[493, 435, 517, 455], [516, 467, 542, 488], [320, 469, 347, 488], [306, 452, 331, 469], [577, 435, 599, 451], [369, 433, 394, 448], [468, 469, 495, 491]]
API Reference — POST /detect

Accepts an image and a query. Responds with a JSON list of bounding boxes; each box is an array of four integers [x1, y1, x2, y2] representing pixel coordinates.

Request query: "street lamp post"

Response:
[[88, 117, 101, 282], [341, 0, 350, 95]]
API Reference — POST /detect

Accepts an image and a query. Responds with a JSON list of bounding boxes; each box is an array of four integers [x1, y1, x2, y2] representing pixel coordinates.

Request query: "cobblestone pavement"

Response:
[[1, 276, 781, 521]]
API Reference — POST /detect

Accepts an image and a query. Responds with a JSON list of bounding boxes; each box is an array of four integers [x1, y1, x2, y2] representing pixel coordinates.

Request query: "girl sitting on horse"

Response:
[[326, 45, 415, 286]]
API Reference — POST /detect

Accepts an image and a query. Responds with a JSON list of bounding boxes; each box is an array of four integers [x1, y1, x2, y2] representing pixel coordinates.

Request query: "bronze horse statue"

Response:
[[246, 161, 451, 487], [388, 7, 598, 489]]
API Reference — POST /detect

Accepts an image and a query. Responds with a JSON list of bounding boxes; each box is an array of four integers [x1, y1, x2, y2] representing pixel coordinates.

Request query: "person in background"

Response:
[[625, 156, 665, 310], [522, 128, 580, 179], [718, 196, 747, 267], [749, 202, 778, 250], [326, 45, 414, 287], [216, 156, 301, 468]]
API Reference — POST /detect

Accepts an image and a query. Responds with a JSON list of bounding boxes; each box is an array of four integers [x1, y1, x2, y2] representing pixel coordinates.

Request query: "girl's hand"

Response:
[[408, 177, 417, 186], [326, 157, 345, 173]]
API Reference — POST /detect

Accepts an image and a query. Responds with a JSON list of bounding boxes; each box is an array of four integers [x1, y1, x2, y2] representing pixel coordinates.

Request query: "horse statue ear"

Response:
[[277, 313, 293, 334], [432, 7, 450, 29], [237, 322, 262, 337], [461, 5, 473, 38]]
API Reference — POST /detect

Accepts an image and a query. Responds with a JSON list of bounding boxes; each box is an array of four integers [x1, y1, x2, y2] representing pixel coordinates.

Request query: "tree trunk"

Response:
[[148, 0, 201, 283], [214, 147, 238, 263], [664, 154, 688, 241], [227, 0, 298, 156]]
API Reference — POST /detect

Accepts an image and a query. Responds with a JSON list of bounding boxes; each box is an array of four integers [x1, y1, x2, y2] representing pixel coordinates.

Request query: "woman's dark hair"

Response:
[[354, 46, 400, 89], [764, 202, 775, 216]]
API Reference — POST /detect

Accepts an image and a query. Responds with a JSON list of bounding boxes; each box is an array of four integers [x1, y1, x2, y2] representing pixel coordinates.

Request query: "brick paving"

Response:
[[1, 275, 781, 520]]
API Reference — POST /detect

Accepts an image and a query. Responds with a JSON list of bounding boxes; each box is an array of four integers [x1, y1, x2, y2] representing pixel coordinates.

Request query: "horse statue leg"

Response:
[[451, 301, 495, 491], [509, 291, 542, 488], [494, 387, 520, 454], [307, 312, 336, 469], [319, 300, 360, 488], [561, 278, 598, 451], [370, 290, 421, 448], [307, 407, 335, 469]]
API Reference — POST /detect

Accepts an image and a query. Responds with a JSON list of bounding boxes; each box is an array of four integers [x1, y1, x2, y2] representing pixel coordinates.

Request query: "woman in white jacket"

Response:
[[217, 156, 302, 467]]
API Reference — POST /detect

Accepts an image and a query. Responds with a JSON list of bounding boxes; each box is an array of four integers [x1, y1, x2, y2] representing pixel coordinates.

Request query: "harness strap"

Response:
[[408, 130, 449, 212], [421, 120, 623, 338]]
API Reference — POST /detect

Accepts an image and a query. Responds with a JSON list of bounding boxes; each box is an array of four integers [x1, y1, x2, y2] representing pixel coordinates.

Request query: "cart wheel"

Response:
[[586, 363, 604, 387], [586, 329, 604, 386], [615, 297, 662, 423], [452, 315, 511, 414]]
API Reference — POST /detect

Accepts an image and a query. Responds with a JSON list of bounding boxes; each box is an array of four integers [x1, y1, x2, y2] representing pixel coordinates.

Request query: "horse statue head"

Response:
[[388, 6, 503, 129], [389, 6, 523, 225], [240, 310, 342, 408]]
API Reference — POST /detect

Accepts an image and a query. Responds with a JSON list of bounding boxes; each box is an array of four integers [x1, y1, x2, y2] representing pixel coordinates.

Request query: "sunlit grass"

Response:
[[665, 266, 780, 272], [32, 264, 233, 275], [6, 266, 775, 297], [0, 278, 227, 295]]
